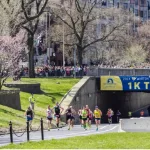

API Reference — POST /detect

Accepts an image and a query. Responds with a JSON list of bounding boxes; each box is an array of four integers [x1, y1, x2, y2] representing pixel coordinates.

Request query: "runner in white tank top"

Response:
[[46, 105, 53, 131]]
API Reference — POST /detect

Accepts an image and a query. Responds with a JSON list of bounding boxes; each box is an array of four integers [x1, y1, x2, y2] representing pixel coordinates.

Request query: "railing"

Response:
[[0, 118, 44, 144], [87, 67, 150, 76]]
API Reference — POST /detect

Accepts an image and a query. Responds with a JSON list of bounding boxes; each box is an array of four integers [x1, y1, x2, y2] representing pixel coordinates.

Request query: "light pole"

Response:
[[44, 7, 51, 65], [48, 13, 51, 65], [63, 20, 65, 68]]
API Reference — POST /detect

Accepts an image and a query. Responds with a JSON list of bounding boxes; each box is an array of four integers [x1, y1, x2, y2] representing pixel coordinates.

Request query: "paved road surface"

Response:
[[0, 124, 120, 147]]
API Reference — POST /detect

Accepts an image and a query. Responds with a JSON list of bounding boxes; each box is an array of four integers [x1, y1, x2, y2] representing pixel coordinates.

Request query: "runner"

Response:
[[107, 108, 113, 124], [46, 105, 53, 131], [81, 106, 88, 130], [85, 105, 90, 128], [140, 110, 144, 117], [71, 106, 76, 128], [116, 110, 121, 123], [54, 102, 64, 130], [25, 107, 34, 129], [66, 106, 73, 130], [94, 106, 102, 131], [78, 108, 82, 126], [28, 93, 36, 111], [88, 109, 93, 128]]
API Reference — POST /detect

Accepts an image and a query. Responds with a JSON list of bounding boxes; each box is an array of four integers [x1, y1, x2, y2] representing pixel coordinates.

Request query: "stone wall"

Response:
[[0, 90, 21, 110], [4, 83, 41, 94]]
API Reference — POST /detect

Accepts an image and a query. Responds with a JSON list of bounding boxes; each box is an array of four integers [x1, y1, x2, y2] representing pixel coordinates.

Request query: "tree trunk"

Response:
[[28, 34, 35, 78], [77, 45, 83, 66], [0, 78, 2, 91]]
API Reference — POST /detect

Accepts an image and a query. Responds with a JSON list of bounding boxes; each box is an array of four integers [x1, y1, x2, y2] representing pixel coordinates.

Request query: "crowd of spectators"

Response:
[[15, 62, 150, 79], [19, 65, 88, 77]]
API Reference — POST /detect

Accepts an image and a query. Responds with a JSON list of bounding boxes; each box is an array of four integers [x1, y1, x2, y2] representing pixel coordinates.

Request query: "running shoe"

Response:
[[96, 128, 98, 131]]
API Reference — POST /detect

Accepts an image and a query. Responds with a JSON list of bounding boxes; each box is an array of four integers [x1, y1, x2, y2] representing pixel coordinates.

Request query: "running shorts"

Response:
[[79, 115, 82, 119], [82, 118, 87, 121], [67, 115, 72, 120], [95, 118, 101, 120], [47, 117, 52, 121], [55, 114, 60, 118], [89, 117, 92, 120], [27, 116, 33, 121], [71, 116, 75, 120]]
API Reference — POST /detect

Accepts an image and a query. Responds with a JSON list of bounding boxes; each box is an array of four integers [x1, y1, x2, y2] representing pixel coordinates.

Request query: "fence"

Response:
[[0, 118, 44, 144], [87, 67, 150, 76]]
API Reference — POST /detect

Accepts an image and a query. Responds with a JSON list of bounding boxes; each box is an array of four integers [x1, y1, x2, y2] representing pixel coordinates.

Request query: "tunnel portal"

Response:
[[96, 76, 150, 123]]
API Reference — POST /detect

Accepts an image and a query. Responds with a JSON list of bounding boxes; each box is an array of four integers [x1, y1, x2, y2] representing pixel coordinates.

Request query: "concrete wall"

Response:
[[87, 68, 150, 76], [60, 77, 97, 124], [4, 83, 41, 94], [0, 90, 21, 110], [121, 118, 150, 132]]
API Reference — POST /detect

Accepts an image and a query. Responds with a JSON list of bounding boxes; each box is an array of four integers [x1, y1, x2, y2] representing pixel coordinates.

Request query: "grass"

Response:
[[1, 132, 150, 149], [0, 78, 79, 131]]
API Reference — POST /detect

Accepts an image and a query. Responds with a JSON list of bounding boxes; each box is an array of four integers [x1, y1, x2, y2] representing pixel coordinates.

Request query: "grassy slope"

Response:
[[0, 78, 79, 130], [1, 132, 150, 149]]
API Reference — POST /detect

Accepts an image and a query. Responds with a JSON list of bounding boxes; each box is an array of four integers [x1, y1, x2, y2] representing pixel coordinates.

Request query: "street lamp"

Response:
[[63, 19, 65, 68], [44, 7, 51, 65]]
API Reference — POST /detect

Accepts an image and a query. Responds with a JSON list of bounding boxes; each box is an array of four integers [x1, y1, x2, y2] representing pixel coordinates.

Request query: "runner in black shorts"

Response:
[[54, 102, 64, 130], [85, 105, 90, 128], [78, 108, 82, 126], [66, 106, 73, 130], [81, 106, 88, 130], [46, 105, 53, 131]]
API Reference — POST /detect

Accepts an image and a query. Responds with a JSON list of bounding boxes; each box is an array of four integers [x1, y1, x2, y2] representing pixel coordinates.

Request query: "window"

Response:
[[141, 0, 145, 5], [135, 0, 138, 5], [135, 9, 138, 16], [140, 11, 143, 17], [123, 3, 128, 9], [143, 11, 147, 18], [148, 10, 150, 18]]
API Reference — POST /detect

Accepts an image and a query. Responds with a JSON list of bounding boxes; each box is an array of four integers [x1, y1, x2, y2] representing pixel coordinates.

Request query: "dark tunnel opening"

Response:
[[96, 78, 150, 123]]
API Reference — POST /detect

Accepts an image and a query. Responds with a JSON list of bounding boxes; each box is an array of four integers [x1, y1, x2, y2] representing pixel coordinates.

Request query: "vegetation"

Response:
[[1, 132, 150, 149], [0, 78, 79, 130]]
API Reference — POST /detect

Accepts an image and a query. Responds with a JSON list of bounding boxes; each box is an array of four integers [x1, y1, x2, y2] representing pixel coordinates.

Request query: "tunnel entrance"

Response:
[[98, 91, 150, 123], [96, 76, 150, 123]]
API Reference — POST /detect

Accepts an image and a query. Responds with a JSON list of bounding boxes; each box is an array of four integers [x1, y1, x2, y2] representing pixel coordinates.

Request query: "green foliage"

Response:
[[1, 132, 150, 149]]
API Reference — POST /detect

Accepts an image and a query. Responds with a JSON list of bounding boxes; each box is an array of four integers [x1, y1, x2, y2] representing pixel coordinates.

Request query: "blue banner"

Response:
[[101, 76, 150, 91]]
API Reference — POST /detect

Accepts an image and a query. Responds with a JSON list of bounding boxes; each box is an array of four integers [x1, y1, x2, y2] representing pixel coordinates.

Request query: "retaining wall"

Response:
[[60, 77, 97, 124], [0, 90, 21, 110], [4, 82, 41, 94]]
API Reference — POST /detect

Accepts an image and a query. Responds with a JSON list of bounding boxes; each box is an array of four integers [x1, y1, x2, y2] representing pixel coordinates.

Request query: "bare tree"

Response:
[[51, 0, 134, 65]]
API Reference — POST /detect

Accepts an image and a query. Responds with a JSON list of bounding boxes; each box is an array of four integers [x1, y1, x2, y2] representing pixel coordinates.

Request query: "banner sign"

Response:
[[100, 76, 150, 91]]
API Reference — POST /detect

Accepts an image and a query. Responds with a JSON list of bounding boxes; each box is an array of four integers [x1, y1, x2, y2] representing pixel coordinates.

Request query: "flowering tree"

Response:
[[0, 30, 26, 90]]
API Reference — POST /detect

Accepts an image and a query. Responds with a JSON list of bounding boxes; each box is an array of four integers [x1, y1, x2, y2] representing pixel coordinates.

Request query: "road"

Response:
[[0, 124, 120, 147]]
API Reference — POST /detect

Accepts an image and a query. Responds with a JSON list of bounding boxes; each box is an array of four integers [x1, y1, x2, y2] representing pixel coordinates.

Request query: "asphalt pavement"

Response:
[[0, 124, 120, 147]]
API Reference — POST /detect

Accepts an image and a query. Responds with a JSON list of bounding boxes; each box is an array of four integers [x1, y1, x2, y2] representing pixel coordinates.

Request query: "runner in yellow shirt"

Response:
[[94, 106, 102, 131]]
